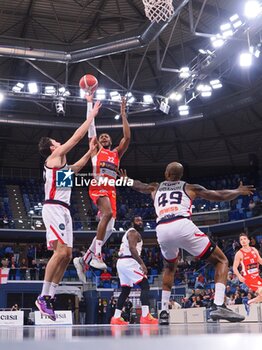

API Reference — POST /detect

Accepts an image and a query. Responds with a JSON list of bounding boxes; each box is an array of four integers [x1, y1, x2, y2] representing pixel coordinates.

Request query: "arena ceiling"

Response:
[[0, 0, 261, 178]]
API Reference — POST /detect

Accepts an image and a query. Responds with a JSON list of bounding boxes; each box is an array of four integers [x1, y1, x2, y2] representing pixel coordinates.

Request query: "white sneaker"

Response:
[[73, 257, 87, 283], [90, 254, 107, 270]]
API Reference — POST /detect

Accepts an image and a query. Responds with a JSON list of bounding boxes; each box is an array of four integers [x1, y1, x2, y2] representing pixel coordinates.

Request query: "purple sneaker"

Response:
[[35, 295, 56, 321]]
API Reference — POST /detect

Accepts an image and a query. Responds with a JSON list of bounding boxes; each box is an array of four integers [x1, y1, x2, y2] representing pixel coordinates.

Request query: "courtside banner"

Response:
[[0, 311, 24, 325], [34, 311, 72, 325]]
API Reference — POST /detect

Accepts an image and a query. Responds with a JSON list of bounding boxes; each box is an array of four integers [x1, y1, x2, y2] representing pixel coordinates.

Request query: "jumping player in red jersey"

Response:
[[120, 162, 255, 324], [233, 232, 262, 315], [74, 95, 130, 278], [35, 98, 101, 320]]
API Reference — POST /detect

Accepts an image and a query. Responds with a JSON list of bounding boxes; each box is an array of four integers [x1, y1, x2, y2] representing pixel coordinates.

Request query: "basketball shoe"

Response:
[[73, 257, 87, 283], [209, 303, 245, 322], [90, 254, 107, 270], [140, 313, 158, 325], [110, 317, 128, 325], [35, 295, 56, 321]]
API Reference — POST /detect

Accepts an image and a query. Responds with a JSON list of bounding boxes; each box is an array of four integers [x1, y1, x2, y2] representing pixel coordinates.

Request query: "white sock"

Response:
[[95, 240, 103, 256], [142, 305, 149, 317], [41, 281, 52, 296], [161, 290, 171, 311], [214, 282, 226, 306], [49, 282, 58, 298], [114, 309, 122, 318], [83, 249, 93, 266]]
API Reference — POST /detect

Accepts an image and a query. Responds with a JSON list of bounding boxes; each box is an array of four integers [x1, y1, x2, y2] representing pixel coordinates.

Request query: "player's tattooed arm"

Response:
[[116, 97, 131, 159], [187, 181, 255, 201]]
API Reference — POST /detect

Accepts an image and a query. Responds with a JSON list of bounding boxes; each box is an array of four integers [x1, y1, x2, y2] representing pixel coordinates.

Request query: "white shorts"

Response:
[[117, 258, 146, 287], [156, 218, 211, 262], [42, 204, 73, 250]]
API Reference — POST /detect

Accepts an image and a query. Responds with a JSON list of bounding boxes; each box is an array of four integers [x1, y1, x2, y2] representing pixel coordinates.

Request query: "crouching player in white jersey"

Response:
[[111, 216, 158, 325], [36, 99, 101, 320], [120, 163, 254, 324]]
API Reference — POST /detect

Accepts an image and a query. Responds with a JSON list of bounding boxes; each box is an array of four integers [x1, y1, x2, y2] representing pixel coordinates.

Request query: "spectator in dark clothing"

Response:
[[108, 297, 117, 323], [181, 297, 192, 308], [123, 297, 133, 322], [79, 297, 87, 325], [30, 259, 37, 280], [8, 257, 18, 280], [19, 258, 28, 280], [97, 298, 104, 324]]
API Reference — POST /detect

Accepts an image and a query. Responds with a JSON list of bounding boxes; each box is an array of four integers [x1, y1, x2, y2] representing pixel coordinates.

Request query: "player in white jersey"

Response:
[[110, 216, 158, 325], [120, 163, 254, 324], [35, 98, 101, 320]]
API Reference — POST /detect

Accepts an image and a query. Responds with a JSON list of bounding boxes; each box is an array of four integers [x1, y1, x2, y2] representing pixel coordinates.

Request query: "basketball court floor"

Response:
[[0, 323, 262, 350]]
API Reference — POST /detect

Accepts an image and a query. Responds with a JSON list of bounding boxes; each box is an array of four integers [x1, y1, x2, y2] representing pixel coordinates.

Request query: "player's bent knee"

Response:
[[138, 277, 150, 290], [102, 211, 113, 221]]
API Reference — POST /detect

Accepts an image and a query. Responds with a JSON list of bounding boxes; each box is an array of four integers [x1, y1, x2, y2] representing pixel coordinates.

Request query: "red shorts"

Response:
[[244, 274, 262, 292], [89, 186, 117, 218]]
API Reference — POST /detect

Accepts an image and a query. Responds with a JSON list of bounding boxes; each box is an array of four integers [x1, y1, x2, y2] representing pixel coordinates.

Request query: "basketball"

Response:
[[79, 74, 98, 94]]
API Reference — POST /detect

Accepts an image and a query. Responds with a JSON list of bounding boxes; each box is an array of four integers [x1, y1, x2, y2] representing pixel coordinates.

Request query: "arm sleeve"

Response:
[[86, 102, 97, 137]]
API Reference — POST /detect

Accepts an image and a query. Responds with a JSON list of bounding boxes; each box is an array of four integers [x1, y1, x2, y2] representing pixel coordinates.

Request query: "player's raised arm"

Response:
[[69, 137, 97, 174], [52, 101, 101, 158], [115, 97, 131, 159], [186, 181, 255, 202], [119, 169, 158, 196]]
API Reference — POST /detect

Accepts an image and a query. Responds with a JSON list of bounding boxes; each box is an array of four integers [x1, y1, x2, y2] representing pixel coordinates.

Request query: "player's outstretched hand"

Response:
[[92, 101, 102, 116], [238, 181, 255, 196], [121, 96, 127, 116], [118, 169, 128, 179], [239, 276, 246, 283]]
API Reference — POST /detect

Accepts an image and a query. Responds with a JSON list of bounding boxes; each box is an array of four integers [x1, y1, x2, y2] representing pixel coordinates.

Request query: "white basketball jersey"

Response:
[[44, 164, 71, 205], [118, 228, 143, 257], [154, 181, 192, 223]]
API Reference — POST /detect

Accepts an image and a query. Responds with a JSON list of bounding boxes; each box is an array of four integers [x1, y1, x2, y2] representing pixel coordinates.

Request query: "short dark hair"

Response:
[[38, 137, 52, 158], [239, 232, 249, 239]]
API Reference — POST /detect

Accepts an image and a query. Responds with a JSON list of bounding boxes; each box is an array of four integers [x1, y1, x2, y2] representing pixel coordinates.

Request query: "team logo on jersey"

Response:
[[56, 169, 74, 188], [59, 223, 65, 230]]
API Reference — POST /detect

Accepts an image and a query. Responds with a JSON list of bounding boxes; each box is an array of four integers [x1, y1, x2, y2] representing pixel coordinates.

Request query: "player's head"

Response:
[[131, 216, 144, 234], [99, 133, 112, 149], [239, 232, 250, 247], [165, 162, 184, 181], [38, 137, 61, 158]]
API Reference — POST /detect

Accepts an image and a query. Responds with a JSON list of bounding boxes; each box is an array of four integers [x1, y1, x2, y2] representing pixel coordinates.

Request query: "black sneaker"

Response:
[[209, 303, 245, 322], [159, 310, 169, 326]]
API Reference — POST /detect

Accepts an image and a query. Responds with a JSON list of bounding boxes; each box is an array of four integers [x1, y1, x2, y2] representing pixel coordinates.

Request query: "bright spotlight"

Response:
[[96, 89, 106, 100], [12, 82, 24, 93], [210, 79, 223, 89], [28, 82, 38, 94], [126, 92, 135, 104], [169, 92, 183, 101], [239, 52, 253, 67], [114, 114, 120, 120], [211, 34, 225, 48], [178, 105, 189, 116], [229, 14, 243, 29], [250, 45, 261, 58], [244, 1, 261, 18], [0, 92, 4, 103], [44, 86, 56, 96], [179, 67, 191, 79], [80, 89, 86, 98], [143, 95, 153, 104], [220, 23, 233, 38], [59, 86, 70, 96], [197, 84, 212, 97], [110, 91, 121, 102]]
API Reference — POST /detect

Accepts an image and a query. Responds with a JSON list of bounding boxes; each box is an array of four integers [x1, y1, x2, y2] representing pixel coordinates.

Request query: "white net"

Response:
[[142, 0, 174, 23]]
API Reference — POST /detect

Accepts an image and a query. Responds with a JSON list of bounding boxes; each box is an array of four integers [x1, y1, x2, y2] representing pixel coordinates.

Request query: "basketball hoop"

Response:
[[142, 0, 174, 23]]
